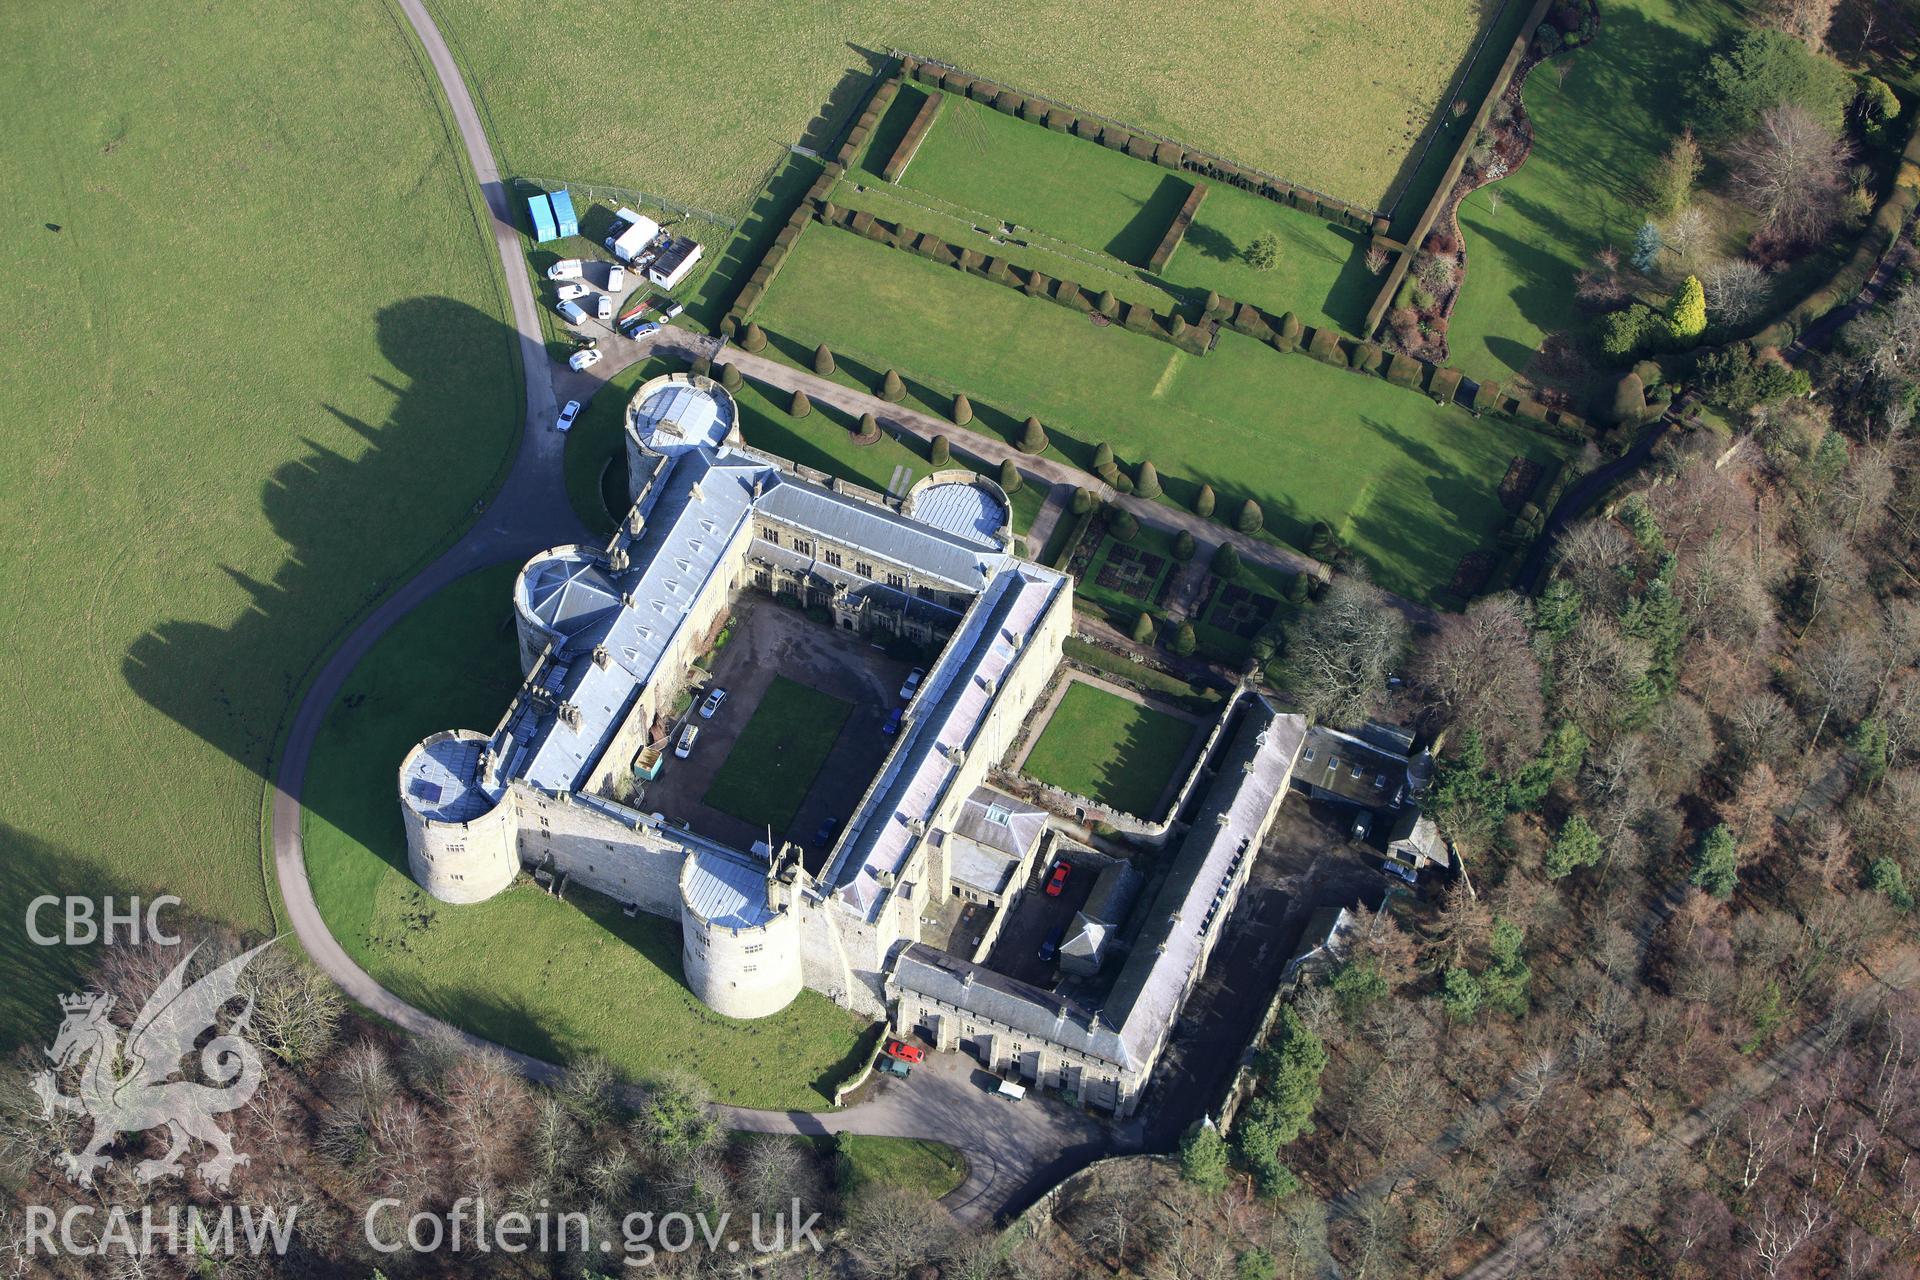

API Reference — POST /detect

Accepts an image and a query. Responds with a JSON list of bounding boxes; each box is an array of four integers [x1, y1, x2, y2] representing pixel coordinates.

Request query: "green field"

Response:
[[428, 0, 1494, 216], [1024, 682, 1197, 818], [303, 566, 870, 1108], [835, 1135, 969, 1200], [754, 225, 1572, 600], [704, 677, 855, 834], [861, 92, 1372, 332], [0, 0, 519, 1048]]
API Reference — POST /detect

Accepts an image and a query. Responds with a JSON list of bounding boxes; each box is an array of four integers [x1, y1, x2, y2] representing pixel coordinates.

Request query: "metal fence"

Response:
[[891, 50, 1382, 222], [508, 175, 736, 231]]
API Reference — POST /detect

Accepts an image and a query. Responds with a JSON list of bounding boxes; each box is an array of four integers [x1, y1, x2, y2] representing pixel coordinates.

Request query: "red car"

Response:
[[883, 1038, 925, 1064], [1045, 861, 1072, 896]]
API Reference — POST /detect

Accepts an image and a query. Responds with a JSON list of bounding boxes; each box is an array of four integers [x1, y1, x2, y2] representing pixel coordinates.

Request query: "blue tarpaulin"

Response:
[[527, 194, 558, 243], [549, 188, 579, 238]]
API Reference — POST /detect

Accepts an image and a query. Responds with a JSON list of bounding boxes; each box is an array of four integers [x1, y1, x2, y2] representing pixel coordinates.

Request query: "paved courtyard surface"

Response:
[[638, 600, 912, 869], [1142, 790, 1386, 1148], [986, 847, 1102, 988]]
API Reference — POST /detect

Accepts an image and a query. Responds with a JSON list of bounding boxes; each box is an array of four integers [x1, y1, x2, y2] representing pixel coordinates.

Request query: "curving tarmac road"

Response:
[[266, 0, 1124, 1225]]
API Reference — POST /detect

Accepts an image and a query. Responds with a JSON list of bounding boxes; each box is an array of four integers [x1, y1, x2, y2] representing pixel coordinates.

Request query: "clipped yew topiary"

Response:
[[1110, 508, 1140, 541], [879, 368, 905, 402], [1132, 611, 1156, 644], [1235, 499, 1264, 535], [1212, 542, 1242, 580], [1307, 520, 1335, 557], [930, 434, 951, 466], [1173, 530, 1196, 561], [951, 392, 973, 426], [1134, 460, 1162, 499], [1194, 484, 1216, 519], [1095, 289, 1118, 318], [1171, 621, 1197, 657], [1019, 415, 1049, 454], [788, 388, 812, 418], [717, 362, 742, 391], [1350, 342, 1383, 374], [690, 354, 713, 379], [812, 343, 835, 375], [1070, 486, 1096, 516], [999, 458, 1024, 494], [741, 321, 768, 353], [854, 412, 881, 443], [1091, 441, 1117, 482], [1278, 312, 1304, 351], [1610, 372, 1648, 426]]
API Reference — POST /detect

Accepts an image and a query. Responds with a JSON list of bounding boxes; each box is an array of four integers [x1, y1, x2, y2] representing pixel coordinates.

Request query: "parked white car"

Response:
[[568, 348, 602, 372], [899, 668, 926, 701], [675, 724, 699, 758], [556, 282, 589, 301], [606, 264, 625, 292], [596, 293, 614, 321], [546, 259, 584, 281], [699, 688, 727, 719], [555, 299, 586, 324], [555, 399, 581, 432]]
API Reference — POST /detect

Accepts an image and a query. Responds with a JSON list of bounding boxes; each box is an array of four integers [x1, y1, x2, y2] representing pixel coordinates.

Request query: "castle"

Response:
[[400, 372, 1308, 1115]]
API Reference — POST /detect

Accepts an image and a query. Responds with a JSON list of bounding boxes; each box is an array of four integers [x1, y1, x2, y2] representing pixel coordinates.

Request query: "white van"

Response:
[[556, 299, 586, 324], [546, 259, 584, 281], [596, 293, 614, 322], [606, 264, 625, 292], [995, 1080, 1026, 1102]]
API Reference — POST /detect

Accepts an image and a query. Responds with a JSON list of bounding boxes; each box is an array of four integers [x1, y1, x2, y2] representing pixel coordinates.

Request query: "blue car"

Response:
[[882, 707, 903, 736], [624, 320, 661, 340], [813, 816, 841, 847], [1039, 923, 1066, 962]]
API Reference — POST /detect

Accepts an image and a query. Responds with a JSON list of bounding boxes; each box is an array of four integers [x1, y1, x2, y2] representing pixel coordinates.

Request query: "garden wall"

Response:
[[1146, 181, 1208, 272], [1363, 0, 1557, 339]]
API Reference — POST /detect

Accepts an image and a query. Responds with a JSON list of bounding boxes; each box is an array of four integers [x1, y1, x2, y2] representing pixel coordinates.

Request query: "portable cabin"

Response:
[[527, 193, 558, 244], [548, 188, 579, 238], [647, 238, 704, 290]]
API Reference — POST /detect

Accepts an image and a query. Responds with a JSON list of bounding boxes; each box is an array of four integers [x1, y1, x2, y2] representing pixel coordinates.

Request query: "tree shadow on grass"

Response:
[[1184, 221, 1239, 263], [0, 824, 145, 1056], [122, 295, 527, 851], [793, 44, 894, 158]]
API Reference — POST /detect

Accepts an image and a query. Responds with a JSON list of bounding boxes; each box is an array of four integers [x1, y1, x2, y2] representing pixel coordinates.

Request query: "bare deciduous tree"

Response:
[[843, 1188, 954, 1278], [1761, 0, 1840, 46], [1727, 103, 1852, 246], [1702, 256, 1774, 325], [1281, 571, 1408, 728], [1414, 593, 1545, 767]]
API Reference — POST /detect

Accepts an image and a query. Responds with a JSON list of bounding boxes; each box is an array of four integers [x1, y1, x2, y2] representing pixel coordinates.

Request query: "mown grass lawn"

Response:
[[1024, 682, 1197, 818], [704, 677, 854, 834], [302, 566, 871, 1109], [862, 93, 1373, 332], [835, 1135, 969, 1200], [429, 0, 1491, 215], [0, 0, 519, 1051], [1447, 0, 1778, 386], [754, 225, 1572, 601]]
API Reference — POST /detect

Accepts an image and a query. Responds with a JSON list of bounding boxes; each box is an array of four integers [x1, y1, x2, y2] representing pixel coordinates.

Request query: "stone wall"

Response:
[[513, 785, 688, 917]]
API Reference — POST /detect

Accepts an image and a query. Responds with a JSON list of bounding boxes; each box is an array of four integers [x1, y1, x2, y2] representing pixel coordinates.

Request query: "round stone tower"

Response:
[[513, 545, 622, 677], [399, 730, 518, 904], [625, 372, 740, 491], [678, 847, 803, 1019]]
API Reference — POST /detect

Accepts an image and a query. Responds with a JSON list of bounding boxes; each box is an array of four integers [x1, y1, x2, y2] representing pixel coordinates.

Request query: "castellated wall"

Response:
[[513, 785, 688, 918], [402, 733, 520, 904]]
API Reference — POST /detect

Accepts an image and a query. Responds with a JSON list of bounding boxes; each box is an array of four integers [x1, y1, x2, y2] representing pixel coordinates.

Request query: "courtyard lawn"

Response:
[[704, 677, 855, 835], [0, 0, 518, 1051], [835, 1135, 969, 1200], [428, 0, 1492, 216], [1447, 0, 1744, 385], [302, 566, 870, 1109], [754, 225, 1573, 601], [1024, 682, 1198, 819]]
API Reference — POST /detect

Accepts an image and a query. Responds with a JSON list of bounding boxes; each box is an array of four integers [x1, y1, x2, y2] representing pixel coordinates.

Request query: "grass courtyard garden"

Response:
[[302, 566, 870, 1109], [1023, 681, 1199, 819], [702, 677, 854, 834], [752, 224, 1575, 602], [832, 1135, 969, 1200]]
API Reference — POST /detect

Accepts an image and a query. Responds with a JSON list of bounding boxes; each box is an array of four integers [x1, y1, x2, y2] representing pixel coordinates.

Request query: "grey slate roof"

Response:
[[892, 943, 1128, 1065], [681, 846, 778, 928], [756, 473, 997, 593], [911, 480, 1007, 548], [1299, 724, 1411, 810], [1059, 861, 1140, 972], [951, 787, 1049, 860]]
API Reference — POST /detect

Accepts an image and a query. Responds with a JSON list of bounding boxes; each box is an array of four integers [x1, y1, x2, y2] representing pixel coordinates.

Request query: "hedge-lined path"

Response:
[[642, 332, 1423, 622], [1021, 482, 1072, 560], [263, 0, 1130, 1229]]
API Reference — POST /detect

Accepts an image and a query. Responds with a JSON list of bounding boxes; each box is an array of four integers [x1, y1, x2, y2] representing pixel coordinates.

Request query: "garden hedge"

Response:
[[1750, 111, 1920, 349], [880, 90, 946, 183], [835, 75, 902, 167], [1146, 181, 1209, 272]]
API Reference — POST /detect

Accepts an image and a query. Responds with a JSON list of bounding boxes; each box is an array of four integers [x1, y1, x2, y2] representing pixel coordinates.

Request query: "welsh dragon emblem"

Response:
[[33, 940, 273, 1189]]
